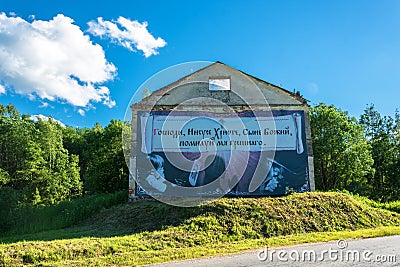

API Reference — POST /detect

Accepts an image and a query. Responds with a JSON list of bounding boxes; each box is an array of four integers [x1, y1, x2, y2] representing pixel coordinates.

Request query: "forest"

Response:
[[0, 103, 129, 232], [0, 102, 400, 233]]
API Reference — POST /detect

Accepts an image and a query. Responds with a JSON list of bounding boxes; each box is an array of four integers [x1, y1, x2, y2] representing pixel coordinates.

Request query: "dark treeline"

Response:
[[0, 103, 129, 231]]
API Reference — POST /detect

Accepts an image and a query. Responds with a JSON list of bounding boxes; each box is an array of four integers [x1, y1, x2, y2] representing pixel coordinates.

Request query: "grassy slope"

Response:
[[1, 192, 400, 266]]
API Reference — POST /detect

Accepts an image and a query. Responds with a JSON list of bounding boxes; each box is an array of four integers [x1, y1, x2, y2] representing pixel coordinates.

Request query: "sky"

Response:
[[0, 0, 400, 128]]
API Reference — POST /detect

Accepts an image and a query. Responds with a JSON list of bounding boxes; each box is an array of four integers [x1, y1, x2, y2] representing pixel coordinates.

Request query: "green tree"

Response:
[[0, 104, 82, 205], [142, 88, 151, 99], [0, 105, 36, 189], [28, 118, 82, 205], [0, 168, 10, 187], [62, 120, 130, 195], [360, 105, 400, 201], [6, 103, 20, 119], [310, 103, 374, 193], [0, 185, 18, 232], [84, 120, 129, 194]]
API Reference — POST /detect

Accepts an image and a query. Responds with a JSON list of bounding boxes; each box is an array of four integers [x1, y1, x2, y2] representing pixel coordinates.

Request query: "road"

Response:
[[147, 235, 400, 267]]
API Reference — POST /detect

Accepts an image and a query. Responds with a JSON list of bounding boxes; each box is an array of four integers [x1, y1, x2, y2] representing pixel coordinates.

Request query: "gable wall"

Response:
[[129, 63, 315, 198]]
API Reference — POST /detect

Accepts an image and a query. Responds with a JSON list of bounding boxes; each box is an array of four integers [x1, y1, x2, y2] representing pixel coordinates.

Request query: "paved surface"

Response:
[[147, 235, 400, 267]]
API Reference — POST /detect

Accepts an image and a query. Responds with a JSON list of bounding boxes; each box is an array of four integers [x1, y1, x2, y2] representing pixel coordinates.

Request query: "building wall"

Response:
[[129, 104, 315, 198], [129, 63, 315, 199]]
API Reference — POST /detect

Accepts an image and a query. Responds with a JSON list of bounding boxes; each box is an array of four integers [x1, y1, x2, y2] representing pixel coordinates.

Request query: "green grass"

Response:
[[1, 192, 400, 266], [351, 194, 400, 213], [1, 190, 127, 237]]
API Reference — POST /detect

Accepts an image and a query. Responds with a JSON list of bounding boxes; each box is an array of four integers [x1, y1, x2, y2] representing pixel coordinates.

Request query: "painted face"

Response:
[[271, 166, 282, 178]]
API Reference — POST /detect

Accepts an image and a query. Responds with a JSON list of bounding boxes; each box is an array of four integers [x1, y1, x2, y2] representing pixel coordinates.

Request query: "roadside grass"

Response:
[[1, 192, 400, 266], [3, 226, 400, 267]]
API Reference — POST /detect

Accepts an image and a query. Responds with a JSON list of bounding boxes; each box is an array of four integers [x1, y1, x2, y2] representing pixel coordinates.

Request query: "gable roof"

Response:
[[132, 62, 308, 108]]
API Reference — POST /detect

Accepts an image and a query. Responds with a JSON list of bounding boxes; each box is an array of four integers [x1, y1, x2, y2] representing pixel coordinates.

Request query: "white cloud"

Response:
[[77, 109, 85, 116], [87, 16, 167, 57], [0, 84, 5, 94], [39, 102, 49, 108], [28, 94, 36, 101], [30, 114, 65, 127], [39, 102, 54, 109], [0, 13, 117, 108]]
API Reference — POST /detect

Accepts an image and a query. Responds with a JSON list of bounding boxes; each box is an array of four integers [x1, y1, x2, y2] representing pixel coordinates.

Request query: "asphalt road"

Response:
[[147, 235, 400, 267]]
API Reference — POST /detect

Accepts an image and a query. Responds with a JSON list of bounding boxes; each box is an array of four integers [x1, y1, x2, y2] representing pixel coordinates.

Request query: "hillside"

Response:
[[1, 192, 400, 266]]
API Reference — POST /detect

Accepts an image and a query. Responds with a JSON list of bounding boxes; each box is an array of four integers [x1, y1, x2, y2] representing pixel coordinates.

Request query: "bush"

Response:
[[2, 190, 127, 236]]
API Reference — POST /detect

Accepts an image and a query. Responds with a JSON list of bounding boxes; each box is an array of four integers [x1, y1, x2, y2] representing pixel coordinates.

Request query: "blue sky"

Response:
[[1, 0, 400, 127]]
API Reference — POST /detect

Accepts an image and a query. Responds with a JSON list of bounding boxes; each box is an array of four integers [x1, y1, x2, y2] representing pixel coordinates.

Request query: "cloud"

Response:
[[39, 102, 49, 108], [87, 16, 167, 57], [77, 109, 85, 116], [0, 13, 117, 108], [0, 84, 5, 94], [30, 114, 65, 127], [27, 94, 36, 101], [39, 102, 54, 109]]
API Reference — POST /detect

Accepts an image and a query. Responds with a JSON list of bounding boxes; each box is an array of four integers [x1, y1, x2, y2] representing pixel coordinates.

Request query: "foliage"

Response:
[[0, 104, 82, 206], [0, 103, 130, 234], [0, 103, 130, 207], [83, 120, 129, 194], [142, 87, 151, 99], [0, 186, 18, 232], [351, 193, 400, 214], [310, 103, 374, 193], [359, 105, 400, 202], [62, 120, 130, 195], [1, 190, 127, 237]]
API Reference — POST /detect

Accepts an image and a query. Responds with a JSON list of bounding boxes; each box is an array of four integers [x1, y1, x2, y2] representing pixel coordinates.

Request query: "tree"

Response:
[[360, 105, 400, 201], [142, 88, 151, 99], [62, 120, 130, 195], [0, 104, 82, 205], [0, 105, 37, 189], [0, 168, 10, 187], [0, 103, 130, 205], [28, 118, 82, 205], [83, 120, 129, 194], [0, 185, 18, 232], [310, 103, 374, 193]]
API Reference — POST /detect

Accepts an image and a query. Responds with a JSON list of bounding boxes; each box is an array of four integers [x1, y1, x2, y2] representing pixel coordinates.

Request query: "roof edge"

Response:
[[132, 61, 309, 108]]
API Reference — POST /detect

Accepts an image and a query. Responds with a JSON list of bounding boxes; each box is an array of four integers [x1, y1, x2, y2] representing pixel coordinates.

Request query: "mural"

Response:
[[134, 110, 310, 197]]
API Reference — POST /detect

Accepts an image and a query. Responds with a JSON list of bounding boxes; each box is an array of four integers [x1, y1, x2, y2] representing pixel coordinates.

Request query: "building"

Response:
[[129, 62, 315, 201]]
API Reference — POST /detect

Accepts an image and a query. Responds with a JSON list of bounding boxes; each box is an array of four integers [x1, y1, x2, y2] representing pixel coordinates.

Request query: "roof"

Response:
[[132, 62, 308, 109]]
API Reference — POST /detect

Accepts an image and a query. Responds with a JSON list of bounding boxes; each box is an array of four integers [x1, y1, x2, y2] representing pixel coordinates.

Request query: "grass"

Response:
[[1, 190, 127, 236], [351, 193, 400, 213], [1, 192, 400, 266]]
